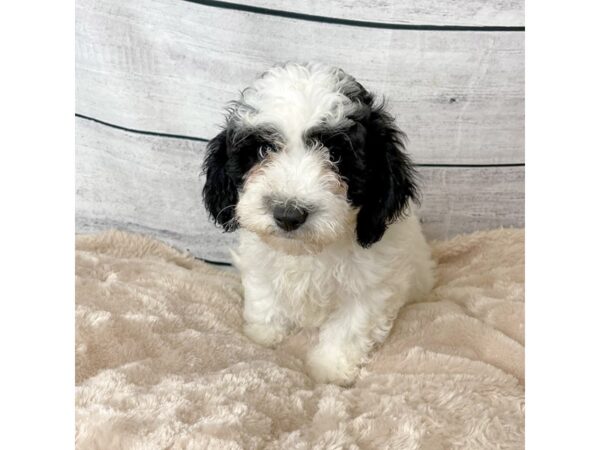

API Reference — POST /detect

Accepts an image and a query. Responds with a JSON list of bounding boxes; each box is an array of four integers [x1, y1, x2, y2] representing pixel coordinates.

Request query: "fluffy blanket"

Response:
[[75, 229, 524, 449]]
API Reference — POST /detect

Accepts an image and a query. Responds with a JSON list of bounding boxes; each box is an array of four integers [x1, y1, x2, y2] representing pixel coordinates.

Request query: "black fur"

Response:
[[305, 122, 368, 207], [356, 104, 419, 247], [203, 68, 418, 247], [305, 94, 419, 247], [202, 125, 279, 231]]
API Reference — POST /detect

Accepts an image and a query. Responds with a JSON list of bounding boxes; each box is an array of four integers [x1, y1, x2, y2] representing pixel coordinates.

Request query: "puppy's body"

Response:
[[202, 62, 435, 385], [236, 212, 433, 384]]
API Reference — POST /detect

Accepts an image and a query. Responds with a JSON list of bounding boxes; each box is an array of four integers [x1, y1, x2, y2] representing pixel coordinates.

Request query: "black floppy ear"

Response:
[[356, 106, 419, 247], [202, 130, 239, 231]]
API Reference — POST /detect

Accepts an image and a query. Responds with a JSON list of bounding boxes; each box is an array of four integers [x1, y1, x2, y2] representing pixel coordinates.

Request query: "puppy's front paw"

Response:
[[306, 346, 359, 386], [243, 322, 286, 347]]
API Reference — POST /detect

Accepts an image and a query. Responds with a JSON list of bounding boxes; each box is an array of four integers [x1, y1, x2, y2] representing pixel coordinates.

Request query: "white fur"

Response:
[[235, 210, 434, 385], [230, 63, 436, 385], [235, 62, 360, 136]]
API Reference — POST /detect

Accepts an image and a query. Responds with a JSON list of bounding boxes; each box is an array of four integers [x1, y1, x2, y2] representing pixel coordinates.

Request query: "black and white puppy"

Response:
[[203, 62, 435, 385]]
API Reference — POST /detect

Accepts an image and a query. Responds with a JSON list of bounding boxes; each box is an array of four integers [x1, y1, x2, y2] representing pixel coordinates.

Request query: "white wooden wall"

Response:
[[75, 0, 524, 263]]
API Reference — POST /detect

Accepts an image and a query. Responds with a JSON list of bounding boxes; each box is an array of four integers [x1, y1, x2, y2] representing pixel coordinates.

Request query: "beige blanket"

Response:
[[76, 229, 524, 449]]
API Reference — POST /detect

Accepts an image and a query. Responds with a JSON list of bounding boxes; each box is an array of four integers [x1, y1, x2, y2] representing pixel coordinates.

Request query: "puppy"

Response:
[[202, 62, 435, 385]]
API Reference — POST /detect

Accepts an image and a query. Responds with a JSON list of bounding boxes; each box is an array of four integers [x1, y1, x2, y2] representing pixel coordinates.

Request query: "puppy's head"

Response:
[[202, 62, 419, 254]]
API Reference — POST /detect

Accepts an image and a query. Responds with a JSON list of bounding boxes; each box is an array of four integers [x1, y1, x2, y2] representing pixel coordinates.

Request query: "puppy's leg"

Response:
[[242, 275, 289, 347], [307, 291, 399, 385]]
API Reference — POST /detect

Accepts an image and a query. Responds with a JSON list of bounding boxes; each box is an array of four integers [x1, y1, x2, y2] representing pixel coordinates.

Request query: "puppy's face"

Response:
[[203, 63, 418, 254]]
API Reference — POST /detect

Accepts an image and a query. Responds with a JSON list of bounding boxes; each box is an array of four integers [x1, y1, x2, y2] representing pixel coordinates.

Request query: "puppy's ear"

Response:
[[356, 105, 419, 247], [202, 130, 239, 231]]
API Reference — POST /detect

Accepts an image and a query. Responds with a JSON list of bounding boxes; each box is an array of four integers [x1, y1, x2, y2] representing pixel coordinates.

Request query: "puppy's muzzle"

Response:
[[273, 204, 309, 232]]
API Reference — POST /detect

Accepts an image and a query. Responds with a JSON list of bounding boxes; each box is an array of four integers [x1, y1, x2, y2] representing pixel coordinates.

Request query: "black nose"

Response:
[[273, 205, 309, 231]]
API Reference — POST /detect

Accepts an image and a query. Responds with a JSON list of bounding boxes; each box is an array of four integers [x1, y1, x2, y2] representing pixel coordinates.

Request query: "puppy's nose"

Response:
[[273, 205, 309, 231]]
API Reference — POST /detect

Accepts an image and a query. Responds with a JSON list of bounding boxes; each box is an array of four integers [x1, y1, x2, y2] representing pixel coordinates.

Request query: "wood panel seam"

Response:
[[75, 113, 209, 143], [184, 0, 526, 31], [75, 114, 524, 168]]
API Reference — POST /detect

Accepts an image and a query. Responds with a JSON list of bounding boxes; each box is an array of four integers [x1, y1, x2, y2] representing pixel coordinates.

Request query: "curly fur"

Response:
[[202, 62, 435, 384]]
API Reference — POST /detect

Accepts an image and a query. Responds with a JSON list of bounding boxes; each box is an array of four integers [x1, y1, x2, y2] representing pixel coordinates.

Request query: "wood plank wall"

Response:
[[75, 0, 525, 263]]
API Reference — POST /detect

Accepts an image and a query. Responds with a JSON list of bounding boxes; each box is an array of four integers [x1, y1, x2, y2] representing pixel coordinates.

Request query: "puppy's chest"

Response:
[[270, 257, 343, 326]]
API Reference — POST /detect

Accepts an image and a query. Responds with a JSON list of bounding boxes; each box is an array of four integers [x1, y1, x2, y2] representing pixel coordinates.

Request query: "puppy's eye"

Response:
[[257, 145, 274, 160], [322, 135, 349, 163], [328, 150, 342, 165]]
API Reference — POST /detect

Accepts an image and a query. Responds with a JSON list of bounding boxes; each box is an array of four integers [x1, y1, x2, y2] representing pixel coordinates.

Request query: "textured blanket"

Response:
[[75, 229, 524, 449]]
